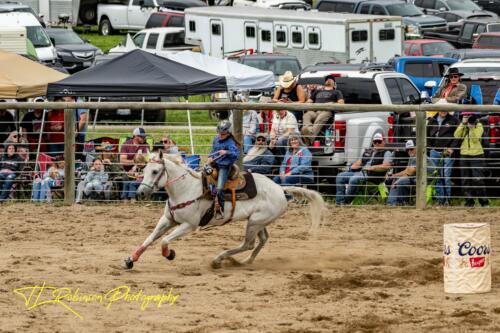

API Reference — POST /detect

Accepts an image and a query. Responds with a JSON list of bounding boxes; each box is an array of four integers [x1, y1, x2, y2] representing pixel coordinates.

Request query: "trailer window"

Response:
[[146, 33, 159, 49], [276, 27, 287, 46], [261, 30, 271, 42], [351, 30, 368, 42], [212, 23, 221, 36], [379, 29, 395, 41], [291, 26, 304, 48], [189, 20, 196, 32], [308, 33, 319, 46], [246, 26, 256, 38]]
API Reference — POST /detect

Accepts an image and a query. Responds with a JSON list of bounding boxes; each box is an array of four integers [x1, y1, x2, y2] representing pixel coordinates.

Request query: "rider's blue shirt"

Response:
[[210, 136, 240, 167]]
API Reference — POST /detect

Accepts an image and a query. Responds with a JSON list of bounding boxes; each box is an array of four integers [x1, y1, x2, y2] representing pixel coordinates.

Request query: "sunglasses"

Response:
[[161, 140, 171, 144], [256, 138, 266, 142], [373, 140, 383, 144], [450, 75, 459, 79]]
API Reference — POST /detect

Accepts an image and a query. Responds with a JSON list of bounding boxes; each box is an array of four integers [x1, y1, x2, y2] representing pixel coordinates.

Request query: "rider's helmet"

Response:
[[217, 120, 232, 133]]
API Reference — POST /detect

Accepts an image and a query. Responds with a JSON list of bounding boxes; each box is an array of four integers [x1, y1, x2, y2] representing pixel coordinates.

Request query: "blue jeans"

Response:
[[121, 181, 140, 199], [48, 143, 65, 157], [31, 178, 53, 202], [217, 165, 230, 211], [274, 136, 289, 160], [0, 172, 16, 200], [387, 177, 415, 206], [335, 170, 368, 204], [273, 175, 313, 186], [429, 150, 454, 202], [243, 136, 254, 154]]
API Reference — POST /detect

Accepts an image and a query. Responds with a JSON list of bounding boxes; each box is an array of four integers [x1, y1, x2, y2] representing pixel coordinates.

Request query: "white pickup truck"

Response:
[[97, 0, 161, 36], [298, 68, 421, 178]]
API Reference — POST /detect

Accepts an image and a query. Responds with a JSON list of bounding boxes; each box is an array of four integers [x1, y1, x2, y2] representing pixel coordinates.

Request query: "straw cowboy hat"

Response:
[[279, 71, 297, 89]]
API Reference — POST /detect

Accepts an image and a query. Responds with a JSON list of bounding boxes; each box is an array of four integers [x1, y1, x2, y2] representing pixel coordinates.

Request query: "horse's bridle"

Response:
[[141, 158, 187, 191]]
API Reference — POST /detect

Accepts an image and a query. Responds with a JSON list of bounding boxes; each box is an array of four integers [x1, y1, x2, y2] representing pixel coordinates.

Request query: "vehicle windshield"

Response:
[[422, 42, 455, 56], [458, 66, 500, 74], [488, 24, 500, 32], [387, 3, 423, 16], [49, 30, 84, 45], [26, 26, 51, 47], [446, 0, 481, 11], [242, 59, 301, 78], [13, 7, 37, 15]]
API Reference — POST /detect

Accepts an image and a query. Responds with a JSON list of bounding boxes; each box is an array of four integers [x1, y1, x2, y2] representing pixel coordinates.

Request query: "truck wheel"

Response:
[[99, 18, 114, 36], [80, 5, 97, 24]]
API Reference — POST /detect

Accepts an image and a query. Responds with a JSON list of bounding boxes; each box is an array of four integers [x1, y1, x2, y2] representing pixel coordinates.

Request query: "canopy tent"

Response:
[[0, 50, 68, 99], [167, 50, 275, 91], [46, 49, 227, 97]]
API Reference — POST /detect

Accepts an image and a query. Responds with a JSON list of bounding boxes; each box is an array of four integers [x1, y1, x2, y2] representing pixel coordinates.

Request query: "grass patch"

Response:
[[74, 25, 125, 53]]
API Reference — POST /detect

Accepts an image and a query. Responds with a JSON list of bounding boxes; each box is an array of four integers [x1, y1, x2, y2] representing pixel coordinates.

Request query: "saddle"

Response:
[[201, 165, 257, 225]]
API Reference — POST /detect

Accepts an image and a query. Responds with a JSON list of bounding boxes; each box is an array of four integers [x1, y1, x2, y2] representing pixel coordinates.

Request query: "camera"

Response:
[[467, 115, 478, 125]]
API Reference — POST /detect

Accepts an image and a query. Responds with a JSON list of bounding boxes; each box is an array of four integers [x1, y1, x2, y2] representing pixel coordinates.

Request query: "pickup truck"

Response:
[[424, 18, 500, 48], [97, 0, 162, 36], [297, 68, 421, 180]]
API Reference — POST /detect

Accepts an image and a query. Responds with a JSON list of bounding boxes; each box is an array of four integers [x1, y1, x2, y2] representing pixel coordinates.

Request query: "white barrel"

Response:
[[443, 223, 491, 294]]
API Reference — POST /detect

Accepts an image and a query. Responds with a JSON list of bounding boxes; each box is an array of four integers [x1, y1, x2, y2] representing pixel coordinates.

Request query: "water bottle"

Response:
[[325, 128, 333, 147]]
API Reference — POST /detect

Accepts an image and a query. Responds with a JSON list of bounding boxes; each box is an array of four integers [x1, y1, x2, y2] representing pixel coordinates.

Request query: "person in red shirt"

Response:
[[432, 68, 467, 104], [45, 106, 65, 157]]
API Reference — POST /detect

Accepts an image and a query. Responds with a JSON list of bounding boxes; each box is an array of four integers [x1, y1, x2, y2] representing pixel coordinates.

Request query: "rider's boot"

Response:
[[215, 192, 225, 220]]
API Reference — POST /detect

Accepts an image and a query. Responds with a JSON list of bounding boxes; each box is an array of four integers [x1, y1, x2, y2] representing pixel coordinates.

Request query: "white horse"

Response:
[[123, 151, 324, 269]]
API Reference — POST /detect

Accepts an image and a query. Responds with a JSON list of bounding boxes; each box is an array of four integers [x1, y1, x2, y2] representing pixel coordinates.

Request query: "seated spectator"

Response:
[[243, 133, 275, 175], [20, 97, 46, 157], [76, 158, 109, 203], [121, 154, 146, 201], [99, 141, 125, 200], [387, 140, 417, 206], [158, 135, 179, 155], [273, 135, 313, 186], [257, 108, 273, 136], [269, 109, 299, 159], [273, 71, 307, 123], [301, 75, 344, 145], [0, 107, 15, 144], [0, 144, 23, 201], [31, 156, 65, 202], [230, 108, 258, 154], [120, 127, 150, 172], [431, 68, 467, 104], [336, 133, 393, 205]]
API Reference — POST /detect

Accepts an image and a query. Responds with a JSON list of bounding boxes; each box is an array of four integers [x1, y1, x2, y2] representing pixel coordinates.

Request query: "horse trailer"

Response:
[[184, 6, 404, 66]]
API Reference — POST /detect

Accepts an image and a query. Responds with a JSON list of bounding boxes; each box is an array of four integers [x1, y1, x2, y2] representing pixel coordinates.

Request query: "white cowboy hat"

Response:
[[279, 71, 297, 89]]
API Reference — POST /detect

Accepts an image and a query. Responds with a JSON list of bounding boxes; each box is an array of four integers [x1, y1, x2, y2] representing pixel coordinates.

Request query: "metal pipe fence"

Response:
[[1, 102, 500, 208]]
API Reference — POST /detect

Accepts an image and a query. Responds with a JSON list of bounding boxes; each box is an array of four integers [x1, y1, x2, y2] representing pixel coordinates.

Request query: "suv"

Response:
[[145, 11, 184, 29], [236, 54, 302, 84], [414, 0, 495, 17]]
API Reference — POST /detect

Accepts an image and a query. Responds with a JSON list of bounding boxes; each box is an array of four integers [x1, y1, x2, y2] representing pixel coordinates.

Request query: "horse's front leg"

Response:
[[160, 222, 196, 261], [123, 214, 175, 269]]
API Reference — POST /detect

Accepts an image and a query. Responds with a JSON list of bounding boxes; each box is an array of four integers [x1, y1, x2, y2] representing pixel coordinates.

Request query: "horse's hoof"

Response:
[[123, 257, 134, 269], [211, 260, 221, 269], [166, 249, 176, 261]]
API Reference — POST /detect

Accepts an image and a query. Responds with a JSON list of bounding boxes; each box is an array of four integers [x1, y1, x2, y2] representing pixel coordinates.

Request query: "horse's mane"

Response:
[[150, 152, 201, 179]]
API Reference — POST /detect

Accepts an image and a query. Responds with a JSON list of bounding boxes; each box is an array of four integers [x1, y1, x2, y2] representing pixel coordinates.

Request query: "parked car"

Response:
[[316, 0, 448, 37], [145, 10, 185, 29], [0, 1, 44, 26], [46, 28, 102, 73], [472, 32, 500, 49], [473, 0, 500, 16], [414, 0, 496, 18], [232, 0, 310, 9], [434, 10, 497, 31], [404, 39, 455, 57], [424, 18, 500, 48], [443, 48, 500, 59], [235, 54, 302, 83]]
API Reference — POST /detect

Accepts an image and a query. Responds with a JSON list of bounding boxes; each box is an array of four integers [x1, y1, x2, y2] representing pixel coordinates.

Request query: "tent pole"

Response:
[[34, 108, 47, 174], [92, 97, 100, 132], [141, 97, 145, 126], [185, 97, 194, 155]]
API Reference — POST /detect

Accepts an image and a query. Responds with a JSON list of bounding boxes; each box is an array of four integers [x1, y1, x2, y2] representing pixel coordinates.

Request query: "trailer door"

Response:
[[348, 22, 370, 63], [372, 20, 402, 63], [259, 21, 273, 53], [244, 21, 258, 53], [210, 19, 223, 58]]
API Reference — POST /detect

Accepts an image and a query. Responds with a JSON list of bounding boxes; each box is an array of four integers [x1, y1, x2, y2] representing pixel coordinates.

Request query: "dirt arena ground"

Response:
[[0, 203, 499, 333]]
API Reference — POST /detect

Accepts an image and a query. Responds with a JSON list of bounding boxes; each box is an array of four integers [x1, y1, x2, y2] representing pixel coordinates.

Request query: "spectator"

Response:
[[243, 133, 275, 175], [257, 108, 273, 135], [454, 114, 489, 207], [120, 127, 150, 171], [427, 111, 460, 205], [157, 135, 179, 155], [121, 154, 146, 202], [230, 108, 258, 154], [76, 158, 109, 203], [45, 101, 65, 157], [0, 144, 23, 201], [432, 68, 467, 104], [273, 71, 307, 123], [31, 156, 64, 202], [0, 107, 15, 144], [20, 97, 46, 157], [387, 140, 418, 206], [3, 130, 19, 146], [273, 134, 313, 186], [302, 75, 345, 145], [98, 141, 125, 200], [336, 133, 393, 205], [269, 109, 299, 158], [74, 97, 89, 161]]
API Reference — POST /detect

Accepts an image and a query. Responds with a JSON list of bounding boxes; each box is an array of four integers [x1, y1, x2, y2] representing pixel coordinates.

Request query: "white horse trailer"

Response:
[[184, 6, 403, 66]]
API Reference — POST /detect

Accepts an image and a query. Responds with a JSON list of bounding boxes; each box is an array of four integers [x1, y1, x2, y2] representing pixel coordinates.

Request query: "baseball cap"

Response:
[[373, 133, 384, 141], [325, 74, 336, 82], [133, 127, 146, 137], [405, 140, 416, 150]]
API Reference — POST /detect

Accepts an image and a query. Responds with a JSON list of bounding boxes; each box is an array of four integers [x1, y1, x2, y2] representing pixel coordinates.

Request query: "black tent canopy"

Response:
[[46, 49, 227, 97]]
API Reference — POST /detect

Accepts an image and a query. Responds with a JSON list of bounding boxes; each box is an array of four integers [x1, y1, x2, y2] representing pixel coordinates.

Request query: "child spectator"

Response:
[[121, 154, 146, 201], [76, 158, 109, 203], [0, 144, 23, 201], [32, 156, 65, 202]]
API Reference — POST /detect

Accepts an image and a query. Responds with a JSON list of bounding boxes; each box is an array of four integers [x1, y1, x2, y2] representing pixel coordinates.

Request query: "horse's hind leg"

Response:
[[211, 222, 262, 269], [241, 227, 269, 265]]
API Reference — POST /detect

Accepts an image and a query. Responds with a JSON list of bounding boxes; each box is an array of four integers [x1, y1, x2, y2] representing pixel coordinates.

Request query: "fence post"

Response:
[[64, 107, 75, 205], [415, 109, 427, 209], [232, 109, 244, 168]]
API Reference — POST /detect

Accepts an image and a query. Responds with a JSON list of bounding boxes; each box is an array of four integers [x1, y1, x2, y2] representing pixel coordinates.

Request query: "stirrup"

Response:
[[214, 203, 224, 220]]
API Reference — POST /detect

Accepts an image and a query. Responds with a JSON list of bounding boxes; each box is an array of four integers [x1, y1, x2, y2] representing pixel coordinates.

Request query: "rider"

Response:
[[207, 120, 240, 219]]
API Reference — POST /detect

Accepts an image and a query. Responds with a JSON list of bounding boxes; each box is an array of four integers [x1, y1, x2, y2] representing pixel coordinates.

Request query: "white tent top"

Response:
[[167, 51, 275, 91]]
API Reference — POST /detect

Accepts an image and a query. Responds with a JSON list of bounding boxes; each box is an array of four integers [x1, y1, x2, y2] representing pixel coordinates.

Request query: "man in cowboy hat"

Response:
[[432, 68, 467, 104], [272, 70, 306, 123]]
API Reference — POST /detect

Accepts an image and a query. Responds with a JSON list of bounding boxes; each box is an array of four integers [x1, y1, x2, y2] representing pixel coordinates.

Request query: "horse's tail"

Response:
[[284, 186, 325, 236]]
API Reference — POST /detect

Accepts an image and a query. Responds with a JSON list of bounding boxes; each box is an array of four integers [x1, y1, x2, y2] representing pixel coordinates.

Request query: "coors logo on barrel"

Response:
[[458, 241, 490, 269]]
